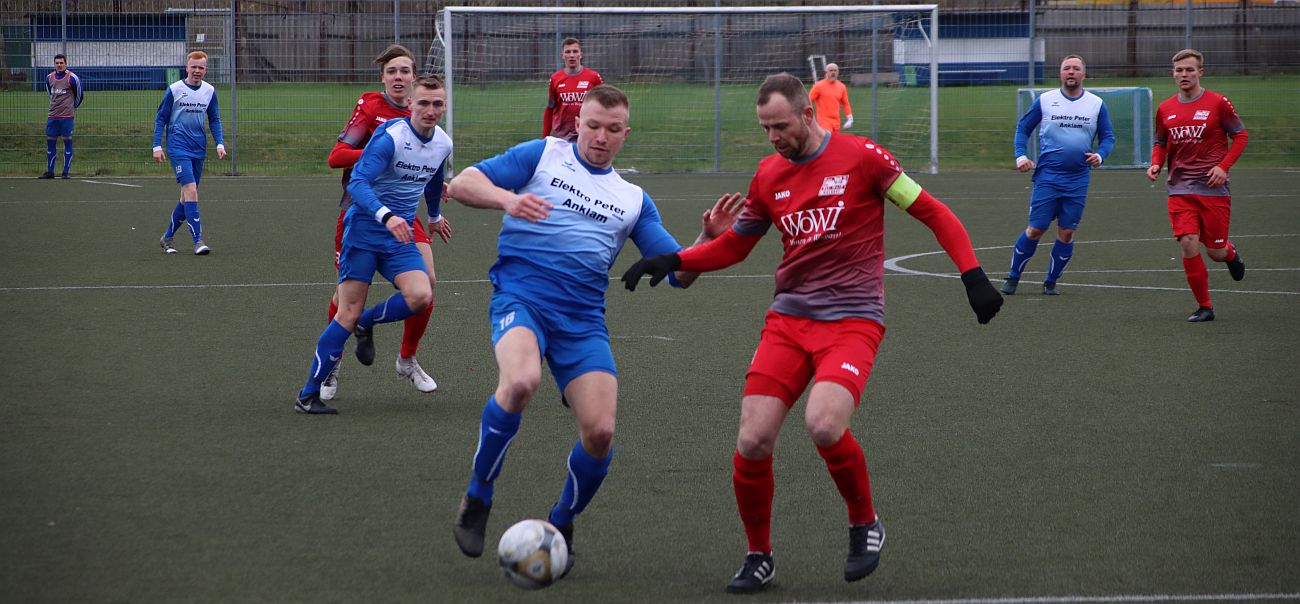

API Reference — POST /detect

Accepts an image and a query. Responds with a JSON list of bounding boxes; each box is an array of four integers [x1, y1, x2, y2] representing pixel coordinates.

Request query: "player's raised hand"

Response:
[[504, 193, 552, 222], [385, 215, 413, 244], [622, 253, 682, 292], [430, 215, 452, 243], [701, 192, 745, 240], [1146, 164, 1161, 182], [960, 267, 1003, 324]]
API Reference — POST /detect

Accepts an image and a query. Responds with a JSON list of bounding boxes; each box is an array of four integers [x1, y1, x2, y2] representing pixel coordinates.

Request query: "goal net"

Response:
[[1016, 87, 1154, 169], [430, 6, 939, 174]]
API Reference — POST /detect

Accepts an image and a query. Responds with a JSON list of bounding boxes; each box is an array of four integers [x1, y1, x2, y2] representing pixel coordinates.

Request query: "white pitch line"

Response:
[[79, 179, 143, 188], [885, 235, 1300, 296], [787, 593, 1300, 604]]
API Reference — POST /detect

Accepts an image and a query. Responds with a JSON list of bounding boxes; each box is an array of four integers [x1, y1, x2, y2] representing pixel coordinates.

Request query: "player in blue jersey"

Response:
[[153, 51, 226, 256], [1001, 54, 1115, 295], [447, 84, 745, 573], [40, 54, 84, 179], [293, 74, 453, 415]]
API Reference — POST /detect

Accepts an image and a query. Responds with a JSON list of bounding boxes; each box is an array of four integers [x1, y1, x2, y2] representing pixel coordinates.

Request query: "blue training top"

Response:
[[345, 118, 452, 253], [475, 137, 684, 314], [1014, 88, 1115, 191], [153, 80, 224, 160]]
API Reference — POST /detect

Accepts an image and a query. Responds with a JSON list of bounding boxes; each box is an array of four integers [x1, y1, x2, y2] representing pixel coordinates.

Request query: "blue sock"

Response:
[[548, 440, 613, 528], [1047, 239, 1074, 284], [467, 397, 522, 504], [1008, 232, 1040, 279], [164, 202, 185, 238], [46, 140, 56, 173], [358, 292, 416, 330], [62, 140, 73, 175], [299, 320, 351, 398], [183, 201, 202, 242]]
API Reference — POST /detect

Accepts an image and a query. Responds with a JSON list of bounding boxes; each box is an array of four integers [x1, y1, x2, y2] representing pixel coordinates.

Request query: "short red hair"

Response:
[[187, 51, 208, 62]]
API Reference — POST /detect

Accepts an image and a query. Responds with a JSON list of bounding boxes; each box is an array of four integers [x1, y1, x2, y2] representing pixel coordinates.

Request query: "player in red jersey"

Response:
[[1146, 49, 1248, 323], [542, 37, 603, 142], [622, 73, 1002, 594], [322, 44, 452, 399]]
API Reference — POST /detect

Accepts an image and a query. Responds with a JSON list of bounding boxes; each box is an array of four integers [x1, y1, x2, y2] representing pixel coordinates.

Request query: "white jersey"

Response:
[[475, 137, 682, 313]]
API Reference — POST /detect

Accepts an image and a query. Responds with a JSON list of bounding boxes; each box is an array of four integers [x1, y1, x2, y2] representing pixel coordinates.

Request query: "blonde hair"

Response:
[[1172, 49, 1203, 67]]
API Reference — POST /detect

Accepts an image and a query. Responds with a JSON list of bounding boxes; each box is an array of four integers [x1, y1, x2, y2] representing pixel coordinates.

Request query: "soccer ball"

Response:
[[497, 519, 569, 590]]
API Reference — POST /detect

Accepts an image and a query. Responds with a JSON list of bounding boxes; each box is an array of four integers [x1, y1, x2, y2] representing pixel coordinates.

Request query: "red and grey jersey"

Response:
[[732, 133, 905, 322], [335, 91, 410, 206], [544, 67, 602, 141], [1154, 89, 1246, 196]]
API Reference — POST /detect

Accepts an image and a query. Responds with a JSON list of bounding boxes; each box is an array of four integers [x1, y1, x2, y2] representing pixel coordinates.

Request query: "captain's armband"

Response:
[[884, 172, 923, 211]]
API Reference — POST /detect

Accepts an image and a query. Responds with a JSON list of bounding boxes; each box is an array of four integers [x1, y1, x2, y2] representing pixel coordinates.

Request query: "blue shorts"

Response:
[[337, 238, 426, 285], [45, 117, 74, 137], [488, 291, 616, 395], [1028, 184, 1087, 231], [171, 158, 205, 186]]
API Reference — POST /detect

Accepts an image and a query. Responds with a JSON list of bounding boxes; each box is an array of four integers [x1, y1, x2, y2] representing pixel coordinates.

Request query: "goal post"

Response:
[[1016, 87, 1154, 169], [431, 5, 940, 174]]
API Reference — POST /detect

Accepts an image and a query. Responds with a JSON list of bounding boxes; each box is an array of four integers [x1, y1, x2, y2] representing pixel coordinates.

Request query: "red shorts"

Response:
[[743, 310, 886, 407], [334, 207, 430, 269], [1168, 194, 1232, 249]]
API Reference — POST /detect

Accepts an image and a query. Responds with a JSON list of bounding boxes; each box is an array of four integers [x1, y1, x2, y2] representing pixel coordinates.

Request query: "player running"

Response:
[[1147, 48, 1248, 323], [449, 84, 744, 575], [621, 73, 1003, 594], [1001, 54, 1114, 296], [322, 44, 450, 400], [542, 37, 603, 142], [154, 51, 225, 255], [294, 75, 452, 415]]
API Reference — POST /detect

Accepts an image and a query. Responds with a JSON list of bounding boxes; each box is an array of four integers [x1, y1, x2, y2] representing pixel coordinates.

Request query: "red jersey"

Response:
[[543, 67, 602, 142], [333, 91, 410, 205], [730, 133, 905, 322], [1153, 89, 1246, 197]]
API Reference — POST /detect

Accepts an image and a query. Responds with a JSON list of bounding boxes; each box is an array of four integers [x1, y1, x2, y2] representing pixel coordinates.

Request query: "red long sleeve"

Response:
[[328, 140, 364, 169], [904, 190, 980, 273], [1150, 144, 1167, 169], [677, 228, 763, 273], [1217, 129, 1248, 172]]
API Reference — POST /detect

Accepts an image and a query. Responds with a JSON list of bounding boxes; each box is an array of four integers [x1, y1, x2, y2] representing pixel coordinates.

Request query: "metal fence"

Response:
[[1, 0, 1296, 177]]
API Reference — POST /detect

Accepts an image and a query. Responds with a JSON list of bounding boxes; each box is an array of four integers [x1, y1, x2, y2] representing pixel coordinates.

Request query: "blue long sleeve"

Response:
[[424, 165, 446, 219], [71, 73, 84, 108], [206, 94, 224, 146], [1013, 98, 1042, 159], [1095, 103, 1115, 161], [346, 133, 396, 222], [153, 89, 174, 148]]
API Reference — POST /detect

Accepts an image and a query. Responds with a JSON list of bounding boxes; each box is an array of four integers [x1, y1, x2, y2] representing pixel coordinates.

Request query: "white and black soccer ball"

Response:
[[497, 519, 569, 590]]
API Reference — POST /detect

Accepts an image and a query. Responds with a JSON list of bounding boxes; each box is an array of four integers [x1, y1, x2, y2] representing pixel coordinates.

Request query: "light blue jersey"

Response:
[[1014, 88, 1115, 190], [475, 137, 682, 314], [153, 80, 223, 160], [345, 118, 451, 252]]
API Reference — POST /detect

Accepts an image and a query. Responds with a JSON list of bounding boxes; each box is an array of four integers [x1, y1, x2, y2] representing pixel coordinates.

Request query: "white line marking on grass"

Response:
[[789, 592, 1300, 604], [79, 180, 143, 188], [0, 275, 778, 293], [885, 235, 1300, 296]]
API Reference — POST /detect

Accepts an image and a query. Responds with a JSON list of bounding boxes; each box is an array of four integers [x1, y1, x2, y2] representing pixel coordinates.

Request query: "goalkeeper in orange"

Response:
[[809, 62, 853, 133]]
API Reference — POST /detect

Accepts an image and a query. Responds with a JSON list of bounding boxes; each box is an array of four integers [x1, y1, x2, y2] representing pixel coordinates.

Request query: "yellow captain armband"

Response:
[[884, 171, 922, 211]]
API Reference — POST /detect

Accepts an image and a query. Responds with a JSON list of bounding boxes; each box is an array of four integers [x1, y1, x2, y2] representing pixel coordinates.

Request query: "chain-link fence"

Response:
[[1, 0, 1296, 177]]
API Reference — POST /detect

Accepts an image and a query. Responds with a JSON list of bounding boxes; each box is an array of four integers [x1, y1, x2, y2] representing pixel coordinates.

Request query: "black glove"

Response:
[[960, 267, 1003, 324], [621, 253, 682, 291]]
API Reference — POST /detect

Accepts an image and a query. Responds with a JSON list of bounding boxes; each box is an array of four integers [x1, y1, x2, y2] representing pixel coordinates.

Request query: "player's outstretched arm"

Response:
[[670, 192, 747, 288], [447, 167, 551, 222]]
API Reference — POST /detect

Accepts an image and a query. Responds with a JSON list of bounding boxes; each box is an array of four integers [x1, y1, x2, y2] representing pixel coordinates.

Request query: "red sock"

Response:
[[816, 430, 877, 526], [1224, 242, 1237, 263], [732, 451, 774, 554], [327, 297, 338, 324], [399, 302, 433, 359], [1182, 256, 1212, 308]]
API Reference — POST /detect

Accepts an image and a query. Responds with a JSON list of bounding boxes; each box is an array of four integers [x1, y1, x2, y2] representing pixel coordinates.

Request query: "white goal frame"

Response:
[[435, 5, 940, 174]]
